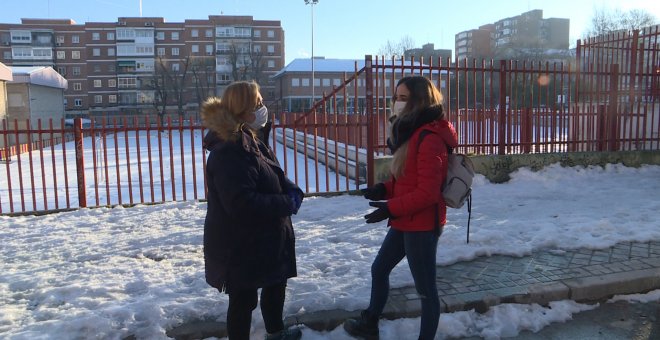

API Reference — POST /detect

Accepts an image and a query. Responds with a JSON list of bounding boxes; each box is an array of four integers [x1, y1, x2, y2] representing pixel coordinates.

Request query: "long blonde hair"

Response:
[[201, 81, 260, 141], [390, 76, 444, 178]]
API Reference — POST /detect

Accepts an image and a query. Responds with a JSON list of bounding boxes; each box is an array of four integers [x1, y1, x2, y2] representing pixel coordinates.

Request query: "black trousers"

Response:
[[226, 282, 287, 340]]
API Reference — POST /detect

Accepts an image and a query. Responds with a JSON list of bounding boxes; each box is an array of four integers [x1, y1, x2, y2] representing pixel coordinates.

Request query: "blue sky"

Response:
[[0, 0, 658, 64]]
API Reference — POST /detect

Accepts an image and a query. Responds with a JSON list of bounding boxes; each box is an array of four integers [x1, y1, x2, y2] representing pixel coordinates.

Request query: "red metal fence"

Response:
[[2, 26, 659, 215]]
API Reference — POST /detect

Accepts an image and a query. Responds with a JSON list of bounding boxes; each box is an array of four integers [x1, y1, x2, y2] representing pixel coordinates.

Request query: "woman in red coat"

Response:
[[344, 76, 458, 340]]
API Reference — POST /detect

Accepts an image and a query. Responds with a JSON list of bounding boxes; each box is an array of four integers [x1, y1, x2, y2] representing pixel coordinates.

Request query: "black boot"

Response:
[[343, 310, 379, 340], [264, 327, 302, 340]]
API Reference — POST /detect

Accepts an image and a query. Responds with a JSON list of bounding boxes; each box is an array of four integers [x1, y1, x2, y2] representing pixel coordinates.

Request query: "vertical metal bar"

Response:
[[90, 119, 100, 206], [498, 60, 507, 155], [608, 64, 620, 151], [123, 117, 133, 205], [26, 119, 37, 211], [74, 117, 87, 208], [49, 119, 59, 209], [134, 116, 144, 203], [61, 118, 71, 208], [37, 119, 47, 210], [102, 117, 110, 205], [157, 117, 165, 202], [365, 55, 374, 187], [146, 116, 155, 202], [168, 116, 176, 201], [189, 118, 198, 200], [179, 119, 187, 200], [2, 119, 14, 213], [113, 117, 122, 204]]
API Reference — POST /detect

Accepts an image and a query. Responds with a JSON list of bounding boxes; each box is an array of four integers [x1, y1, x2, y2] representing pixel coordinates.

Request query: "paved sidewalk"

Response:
[[167, 241, 660, 339]]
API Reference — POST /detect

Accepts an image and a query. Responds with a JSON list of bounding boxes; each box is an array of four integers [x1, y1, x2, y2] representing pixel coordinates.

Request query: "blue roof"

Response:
[[272, 58, 443, 79]]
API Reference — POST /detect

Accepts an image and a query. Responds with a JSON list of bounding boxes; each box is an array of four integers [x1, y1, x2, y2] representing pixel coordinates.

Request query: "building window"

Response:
[[108, 48, 115, 56], [108, 64, 116, 72], [254, 45, 261, 53], [267, 60, 275, 68], [254, 30, 261, 38], [292, 78, 300, 87], [93, 48, 101, 56], [333, 79, 341, 86], [57, 51, 65, 59], [94, 95, 103, 104], [267, 30, 274, 38], [72, 67, 81, 75], [192, 45, 199, 53], [107, 32, 115, 40], [72, 51, 80, 59], [72, 35, 80, 43], [156, 31, 165, 40], [322, 78, 330, 86], [172, 63, 180, 71], [118, 77, 136, 88], [93, 65, 101, 72], [92, 32, 100, 41], [267, 45, 274, 53], [56, 36, 64, 43], [108, 79, 116, 87], [73, 83, 82, 91], [191, 29, 198, 37], [302, 78, 309, 86], [74, 99, 82, 107], [314, 78, 320, 86], [94, 80, 102, 87], [205, 29, 213, 37], [171, 32, 179, 40], [109, 95, 117, 103], [172, 47, 179, 56], [2, 51, 10, 60], [157, 47, 165, 56], [206, 44, 213, 55], [57, 66, 66, 76]]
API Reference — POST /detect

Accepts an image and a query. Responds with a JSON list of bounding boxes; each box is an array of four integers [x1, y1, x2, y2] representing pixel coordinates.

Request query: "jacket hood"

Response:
[[420, 119, 459, 149]]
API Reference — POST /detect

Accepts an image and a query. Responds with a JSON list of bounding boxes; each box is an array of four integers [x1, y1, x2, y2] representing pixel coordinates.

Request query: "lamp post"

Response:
[[304, 0, 318, 110]]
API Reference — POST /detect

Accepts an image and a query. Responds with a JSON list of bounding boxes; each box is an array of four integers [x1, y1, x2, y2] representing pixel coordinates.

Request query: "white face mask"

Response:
[[392, 101, 406, 116], [248, 105, 268, 129]]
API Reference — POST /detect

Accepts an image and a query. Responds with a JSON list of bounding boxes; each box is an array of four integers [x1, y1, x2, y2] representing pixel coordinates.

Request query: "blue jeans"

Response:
[[367, 228, 440, 340]]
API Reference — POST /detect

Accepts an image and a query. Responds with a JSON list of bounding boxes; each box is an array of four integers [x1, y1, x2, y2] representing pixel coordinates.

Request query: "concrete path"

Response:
[[167, 241, 660, 339]]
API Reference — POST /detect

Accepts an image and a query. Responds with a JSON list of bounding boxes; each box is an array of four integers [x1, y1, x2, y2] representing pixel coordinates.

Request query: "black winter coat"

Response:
[[203, 126, 299, 293]]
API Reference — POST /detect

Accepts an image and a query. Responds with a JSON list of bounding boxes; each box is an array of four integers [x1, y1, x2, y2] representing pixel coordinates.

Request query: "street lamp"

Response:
[[304, 0, 318, 110]]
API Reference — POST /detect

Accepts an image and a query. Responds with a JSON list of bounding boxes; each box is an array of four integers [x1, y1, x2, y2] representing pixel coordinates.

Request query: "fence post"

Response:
[[365, 55, 374, 187], [608, 64, 620, 151], [74, 117, 87, 208], [498, 60, 507, 155]]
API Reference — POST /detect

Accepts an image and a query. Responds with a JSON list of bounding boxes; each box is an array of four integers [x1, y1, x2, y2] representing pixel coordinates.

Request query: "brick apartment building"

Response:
[[455, 9, 569, 61], [404, 43, 452, 65], [0, 16, 284, 118]]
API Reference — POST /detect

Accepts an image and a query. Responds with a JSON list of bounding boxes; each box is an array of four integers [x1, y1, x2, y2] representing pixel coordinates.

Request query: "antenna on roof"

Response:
[[139, 0, 143, 17]]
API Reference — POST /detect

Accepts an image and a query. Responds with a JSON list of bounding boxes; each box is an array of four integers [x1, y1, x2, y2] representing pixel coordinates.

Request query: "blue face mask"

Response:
[[248, 105, 268, 129]]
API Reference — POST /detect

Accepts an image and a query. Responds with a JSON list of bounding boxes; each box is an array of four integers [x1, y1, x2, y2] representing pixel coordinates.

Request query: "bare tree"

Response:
[[147, 56, 191, 122], [585, 7, 657, 37], [378, 35, 416, 58], [190, 57, 216, 108]]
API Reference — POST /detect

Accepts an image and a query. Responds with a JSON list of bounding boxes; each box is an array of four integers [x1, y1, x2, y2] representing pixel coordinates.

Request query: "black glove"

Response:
[[288, 188, 304, 215], [364, 201, 391, 224], [360, 183, 386, 201]]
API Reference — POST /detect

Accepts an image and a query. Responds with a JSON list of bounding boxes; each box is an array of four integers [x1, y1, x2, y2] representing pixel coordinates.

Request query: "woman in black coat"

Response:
[[201, 81, 304, 340]]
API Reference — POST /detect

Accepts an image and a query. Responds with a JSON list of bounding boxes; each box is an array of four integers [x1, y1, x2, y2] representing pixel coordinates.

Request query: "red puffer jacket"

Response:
[[383, 119, 458, 232]]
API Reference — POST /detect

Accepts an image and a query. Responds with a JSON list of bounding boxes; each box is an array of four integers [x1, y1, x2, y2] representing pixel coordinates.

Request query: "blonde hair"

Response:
[[201, 81, 260, 141], [390, 76, 444, 178]]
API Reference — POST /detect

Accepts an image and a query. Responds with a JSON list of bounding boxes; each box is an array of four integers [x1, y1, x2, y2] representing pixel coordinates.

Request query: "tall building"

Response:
[[404, 43, 452, 65], [455, 10, 569, 61], [455, 24, 495, 61], [0, 16, 285, 117]]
